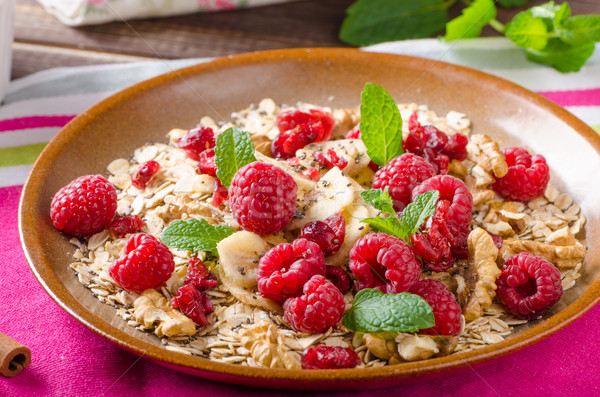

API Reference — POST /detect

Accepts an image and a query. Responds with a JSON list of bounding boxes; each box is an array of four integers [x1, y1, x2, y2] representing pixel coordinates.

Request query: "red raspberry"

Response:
[[313, 148, 349, 170], [349, 233, 421, 294], [302, 345, 361, 369], [412, 175, 473, 228], [409, 279, 462, 336], [345, 124, 361, 140], [283, 275, 345, 333], [50, 174, 118, 236], [229, 161, 298, 236], [444, 133, 468, 162], [109, 215, 146, 238], [276, 108, 335, 142], [257, 239, 325, 302], [195, 149, 217, 177], [496, 253, 562, 319], [177, 126, 216, 161], [492, 147, 550, 202], [109, 233, 175, 293], [170, 284, 214, 326], [212, 178, 228, 208], [271, 123, 324, 159], [184, 257, 218, 291], [325, 265, 352, 294], [372, 153, 436, 211], [299, 212, 345, 256], [131, 161, 161, 189]]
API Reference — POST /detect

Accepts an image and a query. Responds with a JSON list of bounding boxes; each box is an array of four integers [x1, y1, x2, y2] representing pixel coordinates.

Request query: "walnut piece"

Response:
[[363, 334, 401, 362], [462, 228, 502, 322], [395, 334, 439, 361], [364, 333, 457, 363], [133, 289, 196, 337], [469, 134, 508, 178], [500, 235, 586, 269], [239, 320, 301, 369]]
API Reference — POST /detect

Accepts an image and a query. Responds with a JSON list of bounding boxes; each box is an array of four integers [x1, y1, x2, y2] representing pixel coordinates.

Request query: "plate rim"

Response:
[[18, 47, 600, 388]]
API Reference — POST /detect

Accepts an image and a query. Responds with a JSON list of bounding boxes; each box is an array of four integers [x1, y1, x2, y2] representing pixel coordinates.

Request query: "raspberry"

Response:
[[271, 123, 324, 159], [257, 239, 326, 302], [109, 233, 175, 293], [492, 147, 550, 202], [345, 124, 361, 140], [184, 257, 218, 291], [276, 108, 335, 142], [212, 178, 228, 208], [299, 212, 345, 256], [177, 126, 216, 161], [109, 215, 146, 238], [170, 284, 214, 326], [325, 265, 352, 294], [412, 175, 473, 228], [50, 174, 118, 236], [496, 253, 562, 319], [349, 233, 421, 293], [283, 275, 345, 333], [302, 345, 361, 369], [229, 161, 298, 236], [313, 148, 349, 170], [195, 149, 217, 177], [409, 279, 462, 336], [131, 161, 161, 189], [372, 153, 436, 211]]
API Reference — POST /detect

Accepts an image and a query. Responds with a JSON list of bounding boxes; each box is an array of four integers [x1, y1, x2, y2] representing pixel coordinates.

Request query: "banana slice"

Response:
[[326, 203, 375, 267], [296, 139, 371, 176], [217, 231, 269, 290], [254, 151, 316, 198]]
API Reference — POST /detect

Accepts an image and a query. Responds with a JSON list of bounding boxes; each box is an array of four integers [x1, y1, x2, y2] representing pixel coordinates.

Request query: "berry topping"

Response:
[[170, 284, 214, 326], [349, 233, 421, 294], [301, 345, 361, 369], [324, 265, 352, 294], [131, 161, 161, 189], [271, 123, 324, 159], [409, 279, 462, 336], [299, 212, 346, 256], [50, 174, 118, 236], [109, 215, 146, 238], [212, 178, 229, 208], [109, 233, 175, 293], [496, 252, 562, 319], [412, 174, 473, 228], [177, 126, 216, 161], [257, 239, 325, 302], [345, 124, 361, 140], [195, 149, 217, 177], [372, 153, 437, 211], [302, 167, 321, 181], [276, 108, 335, 142], [313, 148, 349, 170], [283, 275, 345, 333], [492, 147, 550, 202], [229, 161, 298, 236], [184, 257, 218, 291]]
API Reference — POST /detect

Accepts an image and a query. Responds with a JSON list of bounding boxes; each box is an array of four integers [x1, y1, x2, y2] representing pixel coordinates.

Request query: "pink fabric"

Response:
[[538, 88, 600, 107], [1, 183, 600, 395], [0, 116, 76, 133]]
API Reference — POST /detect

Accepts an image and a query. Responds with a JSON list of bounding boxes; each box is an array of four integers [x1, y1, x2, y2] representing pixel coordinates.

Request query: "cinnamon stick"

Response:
[[0, 332, 31, 377]]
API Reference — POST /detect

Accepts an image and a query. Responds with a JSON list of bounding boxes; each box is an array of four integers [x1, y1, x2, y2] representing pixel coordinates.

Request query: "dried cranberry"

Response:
[[299, 212, 345, 256], [302, 167, 321, 181], [195, 149, 217, 177], [271, 123, 324, 159], [170, 284, 214, 325], [212, 179, 229, 207], [313, 148, 349, 170], [301, 345, 361, 369], [325, 265, 352, 294], [185, 257, 218, 291], [345, 124, 361, 140], [131, 161, 161, 189], [177, 126, 216, 161], [276, 108, 335, 142], [109, 215, 146, 238]]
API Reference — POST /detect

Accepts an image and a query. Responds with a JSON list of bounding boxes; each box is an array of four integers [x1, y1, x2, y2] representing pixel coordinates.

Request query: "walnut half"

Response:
[[133, 289, 196, 337], [239, 320, 301, 369]]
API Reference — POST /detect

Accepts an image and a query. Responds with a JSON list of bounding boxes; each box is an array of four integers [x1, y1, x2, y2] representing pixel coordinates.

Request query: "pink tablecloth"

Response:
[[1, 39, 600, 396]]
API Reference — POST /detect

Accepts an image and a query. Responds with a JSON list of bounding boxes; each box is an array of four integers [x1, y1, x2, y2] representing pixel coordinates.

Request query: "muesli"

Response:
[[51, 83, 587, 369]]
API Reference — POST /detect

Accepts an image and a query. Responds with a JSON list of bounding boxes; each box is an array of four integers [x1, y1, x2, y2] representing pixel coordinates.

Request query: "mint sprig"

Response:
[[343, 289, 435, 333], [360, 189, 439, 242], [160, 218, 235, 256], [360, 83, 404, 166], [214, 127, 256, 188], [445, 0, 496, 40]]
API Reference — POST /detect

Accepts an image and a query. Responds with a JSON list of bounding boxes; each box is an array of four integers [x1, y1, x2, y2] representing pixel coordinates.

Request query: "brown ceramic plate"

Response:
[[19, 48, 600, 390]]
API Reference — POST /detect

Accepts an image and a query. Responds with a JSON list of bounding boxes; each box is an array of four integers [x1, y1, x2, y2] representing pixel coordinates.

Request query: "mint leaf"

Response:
[[343, 289, 435, 333], [559, 15, 600, 46], [399, 190, 440, 235], [360, 83, 403, 166], [361, 217, 405, 237], [339, 0, 449, 47], [360, 188, 395, 215], [214, 127, 256, 188], [526, 39, 595, 73], [445, 0, 497, 40], [506, 10, 550, 50], [160, 218, 235, 256], [496, 0, 531, 7]]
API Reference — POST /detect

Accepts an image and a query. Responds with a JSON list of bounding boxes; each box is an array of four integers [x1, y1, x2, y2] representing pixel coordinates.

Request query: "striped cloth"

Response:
[[1, 38, 600, 396]]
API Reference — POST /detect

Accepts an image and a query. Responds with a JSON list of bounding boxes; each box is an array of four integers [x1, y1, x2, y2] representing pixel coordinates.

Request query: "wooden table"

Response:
[[12, 0, 600, 79]]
